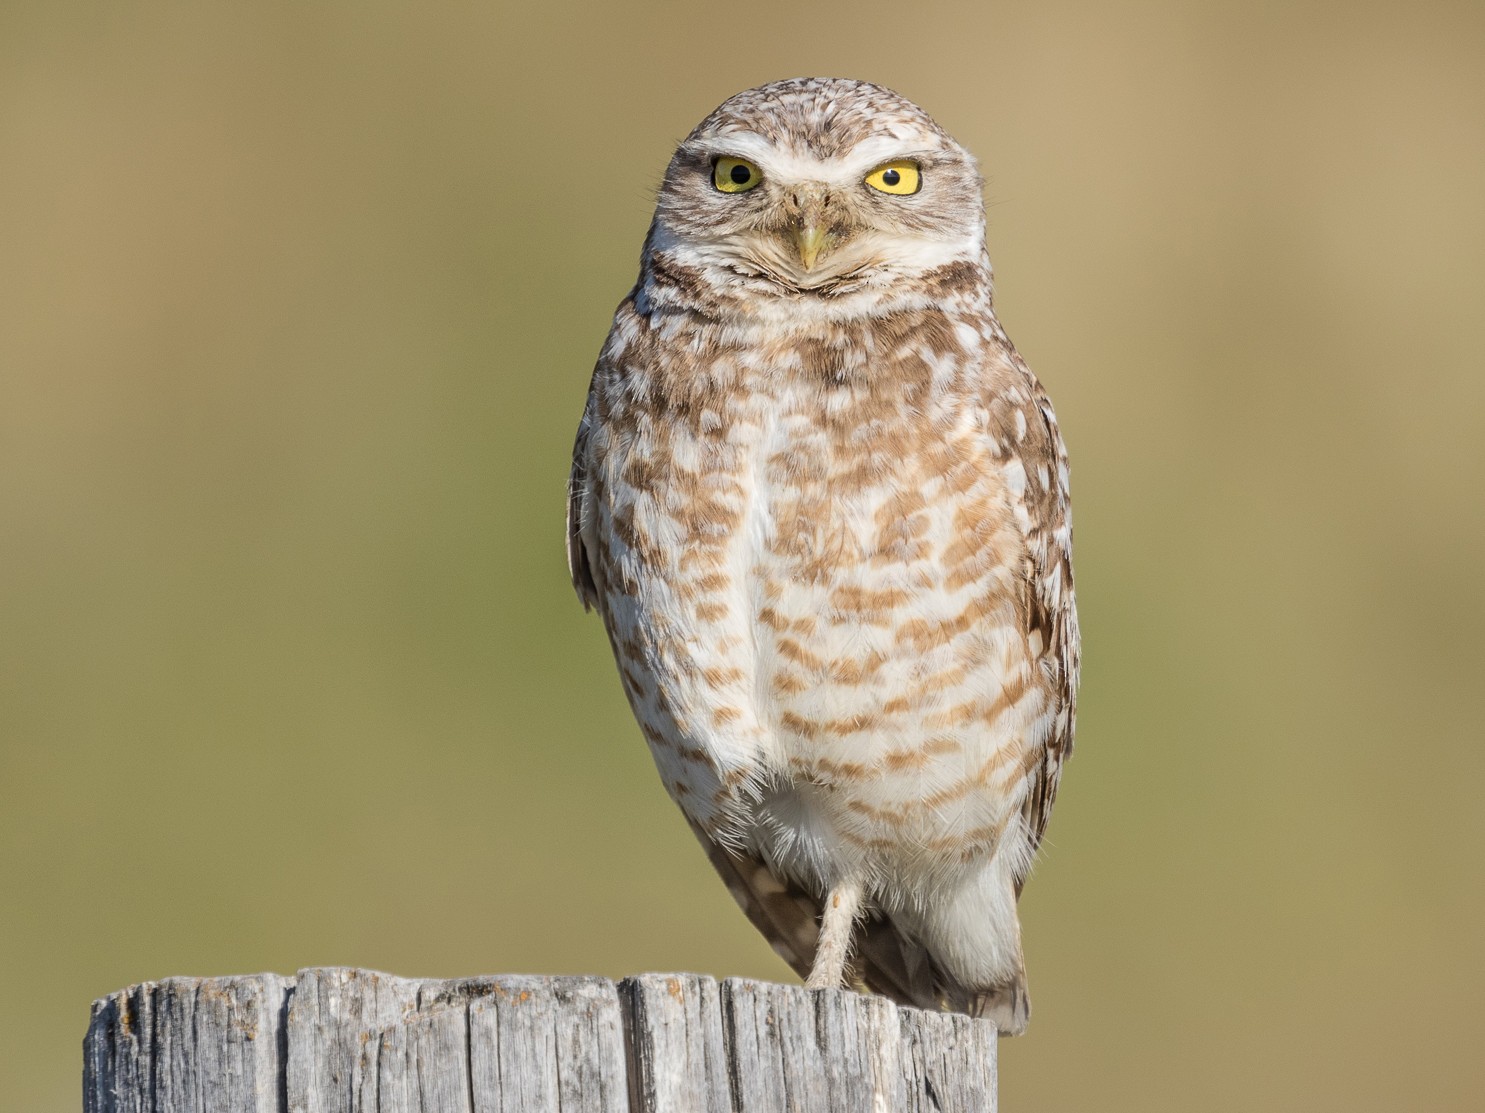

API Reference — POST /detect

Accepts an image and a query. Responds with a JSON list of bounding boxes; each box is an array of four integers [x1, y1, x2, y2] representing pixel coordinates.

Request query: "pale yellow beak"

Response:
[[794, 223, 829, 271]]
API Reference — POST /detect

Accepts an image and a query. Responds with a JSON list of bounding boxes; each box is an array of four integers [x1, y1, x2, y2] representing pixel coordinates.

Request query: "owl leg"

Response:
[[805, 877, 864, 989]]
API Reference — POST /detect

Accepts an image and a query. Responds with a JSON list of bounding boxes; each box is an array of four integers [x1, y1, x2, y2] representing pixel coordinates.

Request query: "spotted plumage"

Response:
[[567, 77, 1078, 1034]]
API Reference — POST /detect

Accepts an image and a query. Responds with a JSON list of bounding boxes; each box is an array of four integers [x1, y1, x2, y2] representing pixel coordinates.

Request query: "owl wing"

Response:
[[1000, 354, 1080, 858], [566, 393, 599, 611]]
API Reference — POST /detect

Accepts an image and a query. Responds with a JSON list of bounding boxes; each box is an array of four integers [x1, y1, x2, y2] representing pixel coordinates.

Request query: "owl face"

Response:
[[650, 78, 986, 297]]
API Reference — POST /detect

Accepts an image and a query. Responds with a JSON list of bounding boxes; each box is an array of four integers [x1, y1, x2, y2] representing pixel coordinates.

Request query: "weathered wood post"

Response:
[[84, 968, 997, 1112]]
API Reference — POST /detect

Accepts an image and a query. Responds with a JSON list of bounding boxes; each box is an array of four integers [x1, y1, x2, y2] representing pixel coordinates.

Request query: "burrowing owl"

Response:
[[566, 77, 1078, 1034]]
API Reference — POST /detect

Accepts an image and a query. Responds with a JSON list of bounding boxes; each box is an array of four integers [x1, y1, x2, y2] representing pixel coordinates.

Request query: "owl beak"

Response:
[[794, 223, 829, 271], [786, 184, 836, 272]]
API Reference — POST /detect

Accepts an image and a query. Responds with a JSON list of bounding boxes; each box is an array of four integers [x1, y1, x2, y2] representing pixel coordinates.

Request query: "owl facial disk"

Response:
[[652, 118, 985, 297]]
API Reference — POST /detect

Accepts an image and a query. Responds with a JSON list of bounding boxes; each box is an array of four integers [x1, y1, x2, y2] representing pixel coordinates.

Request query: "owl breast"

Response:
[[588, 317, 1056, 902]]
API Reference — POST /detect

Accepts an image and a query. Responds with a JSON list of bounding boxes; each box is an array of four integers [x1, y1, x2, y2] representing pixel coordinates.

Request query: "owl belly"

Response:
[[738, 404, 1052, 901], [596, 382, 1050, 900]]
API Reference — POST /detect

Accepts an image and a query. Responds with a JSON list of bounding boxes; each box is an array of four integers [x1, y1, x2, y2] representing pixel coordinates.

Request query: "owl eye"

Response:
[[864, 161, 921, 195], [713, 157, 762, 193]]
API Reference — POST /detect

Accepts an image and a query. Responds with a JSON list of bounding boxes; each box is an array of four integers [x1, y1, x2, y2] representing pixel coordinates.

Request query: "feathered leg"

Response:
[[806, 877, 864, 989]]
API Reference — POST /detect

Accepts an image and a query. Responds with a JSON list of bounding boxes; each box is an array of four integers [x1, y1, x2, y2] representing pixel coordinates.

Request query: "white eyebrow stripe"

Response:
[[837, 135, 935, 169], [689, 133, 939, 186]]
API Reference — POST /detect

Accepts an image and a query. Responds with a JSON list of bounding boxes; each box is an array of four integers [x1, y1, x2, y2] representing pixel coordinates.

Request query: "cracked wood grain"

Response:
[[84, 969, 995, 1112]]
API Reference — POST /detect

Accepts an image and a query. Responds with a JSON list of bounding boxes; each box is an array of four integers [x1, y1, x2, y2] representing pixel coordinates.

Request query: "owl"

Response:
[[566, 77, 1077, 1035]]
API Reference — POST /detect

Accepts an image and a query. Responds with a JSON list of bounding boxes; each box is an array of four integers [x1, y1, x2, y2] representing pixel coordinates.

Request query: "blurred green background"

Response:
[[3, 1, 1482, 1109]]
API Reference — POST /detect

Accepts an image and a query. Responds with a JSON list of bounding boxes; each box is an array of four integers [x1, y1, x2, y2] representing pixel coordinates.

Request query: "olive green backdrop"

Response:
[[3, 1, 1482, 1109]]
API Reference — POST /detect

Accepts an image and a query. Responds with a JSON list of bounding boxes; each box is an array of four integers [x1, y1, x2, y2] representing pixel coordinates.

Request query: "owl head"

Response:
[[646, 78, 987, 302]]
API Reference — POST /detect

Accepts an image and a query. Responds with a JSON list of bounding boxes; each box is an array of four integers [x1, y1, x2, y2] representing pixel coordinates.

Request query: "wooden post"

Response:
[[84, 968, 997, 1112]]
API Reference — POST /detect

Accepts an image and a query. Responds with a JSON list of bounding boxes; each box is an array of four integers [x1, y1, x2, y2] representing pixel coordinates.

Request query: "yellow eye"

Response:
[[864, 161, 921, 195], [714, 157, 762, 193]]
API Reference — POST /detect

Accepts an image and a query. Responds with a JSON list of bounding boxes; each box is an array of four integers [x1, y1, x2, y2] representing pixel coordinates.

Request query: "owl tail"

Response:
[[855, 914, 1032, 1036], [968, 977, 1030, 1037]]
